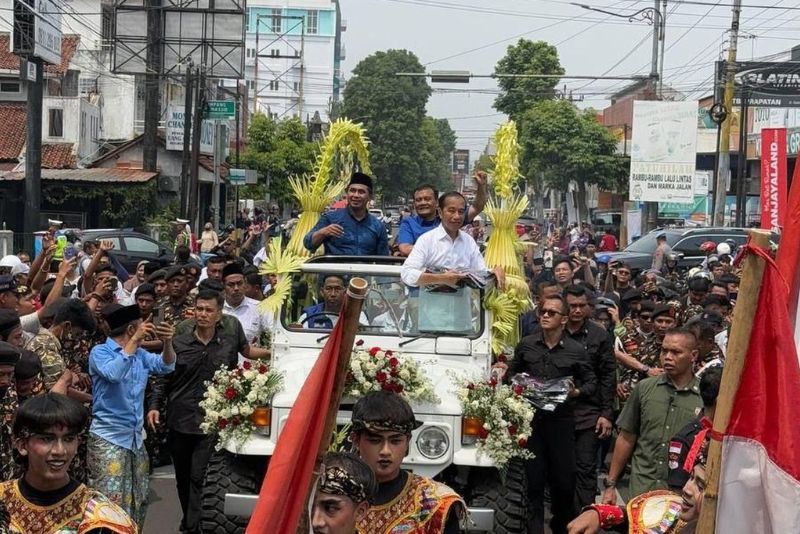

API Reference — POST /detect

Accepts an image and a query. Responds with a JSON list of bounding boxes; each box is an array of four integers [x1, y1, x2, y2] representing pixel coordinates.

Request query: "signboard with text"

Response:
[[724, 61, 800, 108], [205, 100, 236, 120], [629, 101, 698, 203], [760, 128, 787, 233], [165, 105, 218, 156]]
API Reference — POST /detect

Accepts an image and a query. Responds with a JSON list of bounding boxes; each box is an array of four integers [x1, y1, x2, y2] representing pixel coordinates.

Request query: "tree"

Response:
[[520, 100, 628, 222], [493, 39, 565, 121], [241, 114, 318, 204], [341, 50, 432, 201], [417, 117, 457, 194]]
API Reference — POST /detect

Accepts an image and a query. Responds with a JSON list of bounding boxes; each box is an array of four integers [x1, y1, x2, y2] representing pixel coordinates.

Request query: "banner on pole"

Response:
[[760, 127, 787, 232], [629, 101, 698, 203]]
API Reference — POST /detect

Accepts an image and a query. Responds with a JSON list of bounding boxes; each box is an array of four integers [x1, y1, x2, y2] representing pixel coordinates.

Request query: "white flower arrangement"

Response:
[[453, 375, 535, 469], [345, 341, 439, 404], [200, 361, 284, 450]]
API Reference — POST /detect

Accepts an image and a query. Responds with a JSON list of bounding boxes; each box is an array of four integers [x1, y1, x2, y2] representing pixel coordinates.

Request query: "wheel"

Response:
[[469, 459, 530, 534], [200, 450, 266, 534]]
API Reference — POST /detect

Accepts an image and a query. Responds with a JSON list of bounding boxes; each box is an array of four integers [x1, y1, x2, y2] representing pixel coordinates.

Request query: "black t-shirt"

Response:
[[158, 323, 248, 434]]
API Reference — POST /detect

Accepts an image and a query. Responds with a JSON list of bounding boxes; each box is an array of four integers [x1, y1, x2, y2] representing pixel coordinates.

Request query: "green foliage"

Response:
[[145, 202, 181, 248], [341, 49, 436, 200], [43, 180, 160, 227], [242, 114, 318, 203], [519, 100, 629, 195], [493, 40, 565, 121], [417, 117, 457, 193]]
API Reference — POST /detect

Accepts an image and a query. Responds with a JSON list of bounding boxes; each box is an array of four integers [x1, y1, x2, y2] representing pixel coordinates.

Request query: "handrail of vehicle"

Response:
[[300, 263, 403, 277]]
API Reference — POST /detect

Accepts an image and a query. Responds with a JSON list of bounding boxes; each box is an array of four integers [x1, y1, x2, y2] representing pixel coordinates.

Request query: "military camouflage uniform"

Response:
[[0, 385, 18, 481], [155, 295, 195, 326], [25, 329, 64, 392], [617, 331, 662, 403], [678, 302, 704, 326]]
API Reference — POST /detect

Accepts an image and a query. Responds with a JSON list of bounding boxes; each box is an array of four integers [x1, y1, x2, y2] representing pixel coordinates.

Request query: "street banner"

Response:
[[629, 101, 698, 203], [759, 128, 787, 232], [165, 105, 218, 156]]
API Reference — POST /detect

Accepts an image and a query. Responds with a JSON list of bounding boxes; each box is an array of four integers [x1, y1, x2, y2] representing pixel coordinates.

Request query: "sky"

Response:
[[340, 0, 800, 160]]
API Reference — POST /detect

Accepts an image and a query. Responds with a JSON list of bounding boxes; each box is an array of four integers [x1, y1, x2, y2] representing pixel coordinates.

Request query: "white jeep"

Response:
[[200, 256, 530, 533]]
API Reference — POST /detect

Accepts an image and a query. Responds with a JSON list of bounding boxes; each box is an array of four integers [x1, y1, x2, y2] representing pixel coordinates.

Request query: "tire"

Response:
[[469, 459, 529, 534], [200, 450, 265, 534]]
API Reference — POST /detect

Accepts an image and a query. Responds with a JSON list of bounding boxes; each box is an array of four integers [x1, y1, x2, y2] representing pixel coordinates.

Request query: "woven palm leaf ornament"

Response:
[[483, 121, 533, 355], [285, 119, 372, 258]]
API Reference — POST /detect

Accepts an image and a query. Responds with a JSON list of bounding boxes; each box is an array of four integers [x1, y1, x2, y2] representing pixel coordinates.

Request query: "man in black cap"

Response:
[[0, 340, 20, 480], [0, 309, 23, 348], [146, 269, 168, 300], [88, 303, 175, 528], [304, 172, 390, 256], [135, 283, 157, 321], [155, 265, 195, 327]]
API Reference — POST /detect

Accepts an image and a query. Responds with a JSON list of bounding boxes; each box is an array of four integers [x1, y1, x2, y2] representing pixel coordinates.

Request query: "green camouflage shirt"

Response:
[[25, 329, 64, 392], [0, 385, 18, 481]]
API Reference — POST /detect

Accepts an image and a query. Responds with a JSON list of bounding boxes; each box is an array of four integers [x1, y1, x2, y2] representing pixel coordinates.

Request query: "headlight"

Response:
[[416, 426, 449, 460]]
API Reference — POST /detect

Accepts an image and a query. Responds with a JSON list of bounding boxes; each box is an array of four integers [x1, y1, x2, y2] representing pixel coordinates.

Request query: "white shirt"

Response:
[[223, 296, 274, 343], [253, 247, 268, 268], [400, 225, 487, 287]]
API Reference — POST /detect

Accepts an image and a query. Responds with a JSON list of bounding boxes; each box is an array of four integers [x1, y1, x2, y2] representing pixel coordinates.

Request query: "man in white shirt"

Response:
[[221, 263, 271, 361], [401, 191, 504, 290]]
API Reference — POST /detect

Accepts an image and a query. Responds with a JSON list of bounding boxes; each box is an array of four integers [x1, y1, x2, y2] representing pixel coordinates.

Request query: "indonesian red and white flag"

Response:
[[775, 161, 800, 351], [715, 246, 800, 533]]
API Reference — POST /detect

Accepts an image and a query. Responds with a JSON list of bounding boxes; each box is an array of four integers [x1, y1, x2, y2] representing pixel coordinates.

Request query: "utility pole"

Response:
[[180, 63, 194, 217], [188, 68, 206, 229], [658, 0, 667, 98], [142, 0, 162, 172], [24, 57, 43, 251], [643, 0, 664, 235], [713, 0, 742, 227], [298, 18, 305, 119], [212, 121, 224, 229]]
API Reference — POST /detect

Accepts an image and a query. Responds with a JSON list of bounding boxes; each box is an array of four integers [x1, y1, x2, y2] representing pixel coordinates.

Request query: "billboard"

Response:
[[760, 128, 787, 233], [12, 0, 62, 65], [165, 105, 225, 156], [629, 101, 698, 203], [724, 61, 800, 108]]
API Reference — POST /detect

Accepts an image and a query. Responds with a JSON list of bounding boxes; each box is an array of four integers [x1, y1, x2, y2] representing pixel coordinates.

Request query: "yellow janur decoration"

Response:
[[257, 236, 306, 315], [483, 121, 532, 354], [285, 119, 372, 257]]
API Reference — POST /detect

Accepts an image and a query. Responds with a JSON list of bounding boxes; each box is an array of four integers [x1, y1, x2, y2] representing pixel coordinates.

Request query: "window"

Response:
[[271, 8, 282, 32], [247, 47, 256, 58], [293, 81, 299, 91], [307, 10, 318, 34], [48, 109, 63, 137], [124, 236, 160, 254], [101, 3, 113, 50], [81, 111, 86, 139], [247, 79, 255, 91], [269, 80, 279, 91], [270, 49, 280, 57], [0, 81, 20, 93]]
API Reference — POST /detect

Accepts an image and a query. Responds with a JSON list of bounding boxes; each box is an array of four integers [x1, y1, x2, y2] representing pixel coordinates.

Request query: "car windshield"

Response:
[[282, 271, 483, 338], [624, 231, 681, 253]]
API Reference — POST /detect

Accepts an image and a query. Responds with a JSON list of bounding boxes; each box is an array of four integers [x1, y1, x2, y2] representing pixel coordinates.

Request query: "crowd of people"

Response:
[[0, 169, 740, 533]]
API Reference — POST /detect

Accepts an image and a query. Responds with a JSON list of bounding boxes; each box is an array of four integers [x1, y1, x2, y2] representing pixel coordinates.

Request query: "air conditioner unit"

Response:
[[159, 175, 181, 192]]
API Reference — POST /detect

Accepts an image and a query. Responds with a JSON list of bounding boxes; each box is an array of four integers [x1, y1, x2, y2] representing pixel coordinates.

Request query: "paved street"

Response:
[[144, 465, 183, 534]]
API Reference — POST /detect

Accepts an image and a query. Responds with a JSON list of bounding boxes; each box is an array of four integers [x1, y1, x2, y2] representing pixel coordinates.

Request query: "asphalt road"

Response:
[[144, 465, 183, 534]]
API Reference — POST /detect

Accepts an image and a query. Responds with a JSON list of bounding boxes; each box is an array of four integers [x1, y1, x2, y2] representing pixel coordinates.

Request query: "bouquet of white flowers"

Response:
[[200, 361, 284, 450], [345, 340, 439, 404], [454, 375, 535, 469]]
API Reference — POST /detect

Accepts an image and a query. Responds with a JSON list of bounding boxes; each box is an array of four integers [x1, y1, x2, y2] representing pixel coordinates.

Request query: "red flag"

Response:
[[775, 160, 800, 337], [246, 307, 347, 533], [715, 246, 800, 532]]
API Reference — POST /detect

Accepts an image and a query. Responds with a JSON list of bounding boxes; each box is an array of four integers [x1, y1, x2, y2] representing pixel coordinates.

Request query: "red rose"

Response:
[[232, 415, 242, 426], [369, 347, 381, 357], [517, 438, 528, 448], [513, 385, 524, 396], [219, 418, 228, 429], [478, 427, 489, 439], [389, 357, 399, 368], [489, 378, 498, 388], [224, 388, 237, 400], [390, 368, 399, 377], [242, 361, 252, 370], [496, 353, 508, 363], [466, 383, 475, 391], [258, 365, 268, 374], [508, 424, 518, 436], [385, 350, 393, 357], [381, 382, 393, 391], [395, 383, 404, 393], [356, 339, 365, 346], [376, 371, 388, 383]]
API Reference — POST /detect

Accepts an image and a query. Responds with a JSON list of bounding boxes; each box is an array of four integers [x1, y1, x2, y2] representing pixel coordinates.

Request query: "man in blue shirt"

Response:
[[396, 171, 488, 257], [304, 172, 390, 256], [87, 303, 175, 528]]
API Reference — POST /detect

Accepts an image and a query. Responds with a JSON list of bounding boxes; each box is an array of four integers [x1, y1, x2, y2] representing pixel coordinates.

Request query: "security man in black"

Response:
[[499, 294, 597, 534], [563, 285, 616, 510]]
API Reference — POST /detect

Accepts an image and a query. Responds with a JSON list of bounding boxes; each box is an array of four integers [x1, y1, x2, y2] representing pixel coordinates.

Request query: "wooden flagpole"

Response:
[[296, 277, 368, 533], [696, 229, 770, 532]]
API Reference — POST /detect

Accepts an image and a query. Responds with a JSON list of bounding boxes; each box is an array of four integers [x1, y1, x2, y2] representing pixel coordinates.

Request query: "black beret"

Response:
[[0, 275, 17, 294], [198, 279, 224, 292], [652, 303, 676, 319], [639, 300, 655, 312], [95, 264, 117, 276], [0, 341, 20, 366], [348, 172, 373, 192], [185, 262, 202, 277], [222, 263, 244, 279], [143, 262, 161, 276], [0, 309, 21, 337], [164, 265, 187, 281], [102, 303, 142, 331], [136, 283, 156, 298], [14, 349, 41, 380], [621, 288, 642, 303], [147, 269, 167, 283]]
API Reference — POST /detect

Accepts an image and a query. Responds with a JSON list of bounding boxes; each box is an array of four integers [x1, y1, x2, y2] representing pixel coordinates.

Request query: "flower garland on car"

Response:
[[454, 374, 535, 469], [345, 341, 439, 404], [200, 361, 284, 451]]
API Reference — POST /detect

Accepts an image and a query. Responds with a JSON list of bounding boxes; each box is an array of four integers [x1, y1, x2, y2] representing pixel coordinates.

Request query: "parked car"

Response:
[[601, 227, 779, 273], [591, 210, 622, 235], [515, 216, 538, 236], [72, 229, 174, 273]]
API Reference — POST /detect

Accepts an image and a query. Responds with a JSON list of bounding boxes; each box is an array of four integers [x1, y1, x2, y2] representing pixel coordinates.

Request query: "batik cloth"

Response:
[[0, 479, 137, 533], [357, 474, 464, 534], [0, 386, 18, 482], [86, 434, 149, 529]]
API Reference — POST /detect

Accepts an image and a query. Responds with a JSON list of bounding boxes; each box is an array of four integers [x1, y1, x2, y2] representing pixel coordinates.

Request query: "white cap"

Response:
[[0, 255, 21, 268], [48, 218, 63, 226], [175, 218, 190, 224], [11, 263, 29, 276]]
